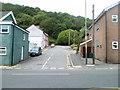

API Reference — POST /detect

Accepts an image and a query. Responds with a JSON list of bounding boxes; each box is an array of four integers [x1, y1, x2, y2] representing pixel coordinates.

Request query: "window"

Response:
[[96, 24, 100, 30], [0, 25, 9, 33], [96, 40, 100, 47], [0, 47, 6, 55], [23, 33, 25, 40], [112, 15, 118, 22], [112, 41, 118, 49]]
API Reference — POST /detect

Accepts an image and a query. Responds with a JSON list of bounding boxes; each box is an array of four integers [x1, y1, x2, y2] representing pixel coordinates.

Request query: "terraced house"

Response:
[[80, 2, 120, 63], [0, 11, 29, 66]]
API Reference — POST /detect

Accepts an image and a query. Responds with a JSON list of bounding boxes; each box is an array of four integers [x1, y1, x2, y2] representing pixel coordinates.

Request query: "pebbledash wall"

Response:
[[0, 11, 29, 66]]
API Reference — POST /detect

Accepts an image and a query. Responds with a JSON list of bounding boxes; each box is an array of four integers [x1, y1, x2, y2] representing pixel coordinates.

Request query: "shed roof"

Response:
[[80, 39, 92, 46]]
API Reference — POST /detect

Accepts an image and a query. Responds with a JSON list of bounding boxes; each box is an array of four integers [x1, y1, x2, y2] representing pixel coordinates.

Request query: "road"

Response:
[[2, 46, 119, 88], [11, 46, 73, 70]]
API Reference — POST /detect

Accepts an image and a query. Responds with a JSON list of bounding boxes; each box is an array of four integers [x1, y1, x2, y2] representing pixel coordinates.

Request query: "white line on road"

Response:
[[50, 67, 56, 69], [12, 73, 70, 76], [41, 54, 53, 69]]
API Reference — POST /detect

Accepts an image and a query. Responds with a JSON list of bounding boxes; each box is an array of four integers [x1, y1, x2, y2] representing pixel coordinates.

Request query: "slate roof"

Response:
[[0, 11, 11, 19], [26, 25, 43, 37]]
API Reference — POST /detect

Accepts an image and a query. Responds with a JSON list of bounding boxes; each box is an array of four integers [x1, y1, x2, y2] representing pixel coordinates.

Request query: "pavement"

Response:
[[69, 53, 119, 69]]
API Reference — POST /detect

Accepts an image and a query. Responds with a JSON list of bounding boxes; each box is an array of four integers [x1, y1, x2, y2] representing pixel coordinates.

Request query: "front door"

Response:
[[21, 46, 24, 60]]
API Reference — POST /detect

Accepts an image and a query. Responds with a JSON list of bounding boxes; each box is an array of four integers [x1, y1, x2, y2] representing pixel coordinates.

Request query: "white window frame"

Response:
[[96, 23, 100, 30], [96, 40, 100, 47], [0, 47, 7, 55], [112, 41, 118, 49], [112, 15, 118, 22], [23, 33, 25, 40], [0, 25, 9, 33]]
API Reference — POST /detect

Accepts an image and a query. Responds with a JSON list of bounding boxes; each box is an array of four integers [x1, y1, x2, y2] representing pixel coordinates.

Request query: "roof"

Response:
[[15, 25, 29, 34], [26, 25, 44, 37], [0, 11, 17, 24], [0, 11, 10, 19], [88, 1, 120, 30], [95, 1, 120, 23], [80, 39, 92, 46]]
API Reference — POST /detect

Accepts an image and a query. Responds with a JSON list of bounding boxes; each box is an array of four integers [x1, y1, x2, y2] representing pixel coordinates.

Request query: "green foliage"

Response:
[[71, 44, 77, 48], [73, 47, 78, 50], [16, 13, 33, 29], [57, 29, 79, 45], [49, 37, 57, 44], [1, 2, 92, 39]]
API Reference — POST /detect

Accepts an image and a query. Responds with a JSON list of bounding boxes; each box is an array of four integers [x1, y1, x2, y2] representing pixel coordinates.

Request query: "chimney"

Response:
[[35, 25, 40, 29]]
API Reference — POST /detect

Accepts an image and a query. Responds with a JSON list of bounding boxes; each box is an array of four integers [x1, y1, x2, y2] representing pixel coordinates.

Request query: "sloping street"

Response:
[[2, 46, 119, 88], [10, 46, 74, 70]]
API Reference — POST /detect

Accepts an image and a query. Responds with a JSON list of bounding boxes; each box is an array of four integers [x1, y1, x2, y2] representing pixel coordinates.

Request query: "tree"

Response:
[[40, 17, 60, 38], [57, 29, 79, 45], [16, 13, 33, 29], [33, 12, 47, 25], [2, 2, 92, 39]]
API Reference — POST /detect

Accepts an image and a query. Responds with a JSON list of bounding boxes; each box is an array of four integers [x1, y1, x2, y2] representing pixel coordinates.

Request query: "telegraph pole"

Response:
[[92, 4, 95, 64], [73, 32, 75, 44], [85, 0, 88, 65], [68, 31, 70, 46]]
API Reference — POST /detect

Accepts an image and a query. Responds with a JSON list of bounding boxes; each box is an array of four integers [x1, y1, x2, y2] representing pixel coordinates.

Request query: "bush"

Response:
[[57, 29, 79, 45], [70, 44, 77, 48], [49, 37, 57, 45], [72, 47, 78, 50]]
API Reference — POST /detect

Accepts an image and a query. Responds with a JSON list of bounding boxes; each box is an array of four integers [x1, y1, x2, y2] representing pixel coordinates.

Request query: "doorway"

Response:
[[21, 46, 24, 60]]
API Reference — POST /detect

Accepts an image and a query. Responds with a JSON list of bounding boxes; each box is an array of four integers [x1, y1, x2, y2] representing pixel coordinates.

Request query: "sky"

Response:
[[0, 0, 120, 19]]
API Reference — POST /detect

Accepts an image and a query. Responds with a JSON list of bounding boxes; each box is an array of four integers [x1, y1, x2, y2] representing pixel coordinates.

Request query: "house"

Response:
[[26, 25, 49, 51], [0, 11, 29, 66], [43, 32, 49, 48], [79, 2, 120, 63]]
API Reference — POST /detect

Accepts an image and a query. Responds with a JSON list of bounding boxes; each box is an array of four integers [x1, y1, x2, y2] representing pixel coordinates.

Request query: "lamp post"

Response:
[[85, 0, 88, 65]]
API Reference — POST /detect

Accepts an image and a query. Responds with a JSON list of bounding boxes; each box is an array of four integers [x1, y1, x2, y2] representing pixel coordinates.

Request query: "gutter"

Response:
[[118, 3, 120, 63], [11, 25, 15, 65], [105, 12, 108, 63]]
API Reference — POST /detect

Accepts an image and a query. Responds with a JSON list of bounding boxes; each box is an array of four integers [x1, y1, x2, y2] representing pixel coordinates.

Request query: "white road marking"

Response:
[[68, 68, 74, 69], [14, 67, 21, 69], [58, 67, 65, 69], [42, 67, 48, 70], [12, 73, 70, 76], [95, 68, 109, 70], [50, 67, 56, 69], [86, 65, 95, 67], [41, 54, 53, 69]]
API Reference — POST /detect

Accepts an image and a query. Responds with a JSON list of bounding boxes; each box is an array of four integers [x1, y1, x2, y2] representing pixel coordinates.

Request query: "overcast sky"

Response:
[[1, 0, 119, 19]]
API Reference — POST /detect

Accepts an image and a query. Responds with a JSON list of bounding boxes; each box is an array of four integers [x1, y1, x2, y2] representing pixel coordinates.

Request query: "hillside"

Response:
[[1, 2, 92, 39]]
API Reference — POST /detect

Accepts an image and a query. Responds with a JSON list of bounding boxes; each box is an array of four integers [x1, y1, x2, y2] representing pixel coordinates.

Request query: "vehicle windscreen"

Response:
[[31, 48, 38, 52]]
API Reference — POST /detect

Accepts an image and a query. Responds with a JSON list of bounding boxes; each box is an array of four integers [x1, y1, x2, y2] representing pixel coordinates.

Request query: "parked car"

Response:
[[30, 47, 42, 57], [51, 44, 55, 48]]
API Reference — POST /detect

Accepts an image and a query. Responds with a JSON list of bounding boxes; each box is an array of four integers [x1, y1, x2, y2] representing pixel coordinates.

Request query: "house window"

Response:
[[23, 33, 25, 40], [96, 24, 100, 30], [112, 41, 118, 49], [112, 15, 118, 22], [0, 25, 9, 33], [0, 47, 6, 55], [96, 40, 100, 47]]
